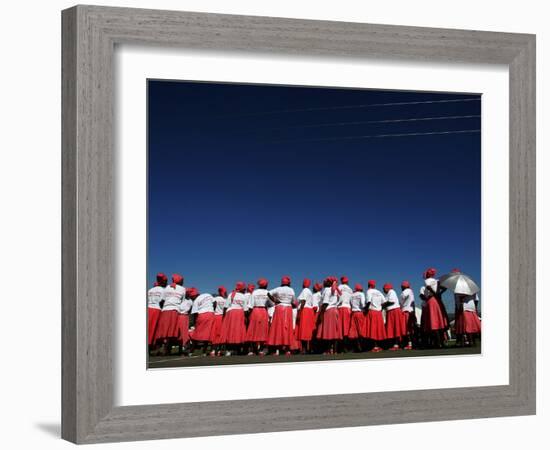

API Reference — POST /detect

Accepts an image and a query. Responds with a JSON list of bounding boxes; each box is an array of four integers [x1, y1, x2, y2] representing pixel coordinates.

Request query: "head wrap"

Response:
[[401, 280, 411, 289], [247, 283, 255, 293], [313, 282, 323, 292], [368, 279, 376, 288], [423, 267, 437, 279], [156, 272, 168, 286], [281, 275, 291, 286], [186, 287, 199, 299], [383, 283, 393, 292], [218, 286, 227, 297], [452, 268, 461, 273], [355, 283, 364, 292], [340, 276, 349, 284], [257, 278, 268, 288], [171, 273, 184, 289], [303, 278, 311, 288], [232, 281, 246, 301]]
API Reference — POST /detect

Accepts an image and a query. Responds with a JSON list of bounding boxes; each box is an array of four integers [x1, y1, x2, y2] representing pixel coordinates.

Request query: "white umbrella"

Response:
[[439, 271, 480, 295]]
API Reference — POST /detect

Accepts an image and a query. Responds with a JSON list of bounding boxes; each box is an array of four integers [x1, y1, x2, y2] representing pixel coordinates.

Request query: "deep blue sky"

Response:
[[148, 80, 481, 308]]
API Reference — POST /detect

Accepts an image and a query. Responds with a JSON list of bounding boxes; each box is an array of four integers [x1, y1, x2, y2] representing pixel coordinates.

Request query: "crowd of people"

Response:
[[147, 268, 481, 358]]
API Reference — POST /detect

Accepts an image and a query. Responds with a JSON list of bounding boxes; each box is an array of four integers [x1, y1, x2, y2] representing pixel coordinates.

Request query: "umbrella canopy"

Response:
[[439, 271, 480, 295]]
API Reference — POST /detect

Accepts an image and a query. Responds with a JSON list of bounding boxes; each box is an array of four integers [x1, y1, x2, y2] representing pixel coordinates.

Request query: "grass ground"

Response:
[[148, 343, 481, 369]]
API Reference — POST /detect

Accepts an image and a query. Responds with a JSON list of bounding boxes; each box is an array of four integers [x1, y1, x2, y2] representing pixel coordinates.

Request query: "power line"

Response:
[[267, 129, 481, 144], [216, 97, 481, 119], [267, 114, 481, 131]]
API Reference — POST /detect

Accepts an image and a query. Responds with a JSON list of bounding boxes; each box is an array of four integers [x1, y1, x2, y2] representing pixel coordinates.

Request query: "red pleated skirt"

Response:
[[317, 308, 342, 340], [348, 311, 366, 339], [219, 309, 246, 344], [338, 307, 351, 337], [385, 308, 404, 339], [176, 313, 190, 345], [155, 310, 180, 341], [246, 308, 270, 343], [422, 297, 448, 331], [455, 310, 481, 334], [148, 307, 161, 345], [210, 314, 224, 345], [401, 310, 416, 335], [365, 310, 386, 341], [190, 312, 215, 342], [296, 307, 316, 341], [267, 305, 294, 346]]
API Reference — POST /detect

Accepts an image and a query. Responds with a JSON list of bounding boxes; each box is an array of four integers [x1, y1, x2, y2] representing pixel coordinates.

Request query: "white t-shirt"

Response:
[[147, 286, 165, 310], [243, 292, 252, 311], [337, 284, 353, 308], [249, 289, 271, 308], [384, 289, 400, 311], [311, 292, 322, 310], [420, 278, 438, 299], [298, 287, 314, 308], [226, 292, 247, 311], [322, 287, 339, 310], [162, 285, 186, 311], [456, 293, 479, 312], [366, 288, 385, 311], [350, 291, 366, 312], [191, 293, 215, 314], [178, 298, 193, 314], [213, 295, 226, 315], [400, 288, 415, 312], [269, 286, 296, 307]]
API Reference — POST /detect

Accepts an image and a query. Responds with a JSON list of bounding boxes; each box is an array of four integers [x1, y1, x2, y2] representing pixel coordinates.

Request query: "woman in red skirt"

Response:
[[348, 283, 367, 351], [245, 278, 271, 355], [176, 287, 196, 354], [316, 278, 342, 354], [219, 281, 248, 355], [337, 276, 353, 345], [189, 289, 216, 355], [296, 278, 316, 353], [267, 276, 297, 356], [383, 283, 404, 351], [364, 280, 386, 352], [211, 286, 228, 356], [155, 274, 186, 355], [454, 293, 481, 346], [399, 281, 416, 350], [420, 268, 449, 348], [147, 273, 167, 353]]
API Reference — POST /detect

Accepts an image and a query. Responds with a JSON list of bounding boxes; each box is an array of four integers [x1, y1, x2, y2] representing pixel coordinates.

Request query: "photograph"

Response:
[[146, 79, 482, 368]]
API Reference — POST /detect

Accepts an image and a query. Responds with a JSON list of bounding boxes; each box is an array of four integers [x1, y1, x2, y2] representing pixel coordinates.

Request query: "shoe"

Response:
[[247, 352, 255, 356], [259, 351, 266, 357], [372, 347, 382, 353], [224, 351, 232, 357], [389, 346, 400, 351], [285, 351, 292, 357], [404, 345, 413, 350], [209, 351, 216, 357]]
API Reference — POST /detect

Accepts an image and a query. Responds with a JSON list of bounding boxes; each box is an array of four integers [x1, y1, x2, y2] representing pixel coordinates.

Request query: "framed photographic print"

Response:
[[62, 4, 536, 444]]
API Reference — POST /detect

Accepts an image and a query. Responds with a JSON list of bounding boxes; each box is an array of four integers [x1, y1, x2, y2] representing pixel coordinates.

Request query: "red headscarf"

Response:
[[257, 278, 268, 288], [247, 283, 255, 294], [355, 283, 364, 292], [303, 278, 311, 288], [423, 268, 437, 279], [153, 281, 159, 287], [313, 282, 323, 292], [218, 286, 227, 297], [171, 273, 184, 288], [231, 281, 246, 300], [340, 276, 349, 284], [401, 280, 411, 289], [452, 268, 461, 273], [156, 272, 168, 286], [368, 279, 376, 288], [186, 287, 199, 299], [383, 283, 393, 292], [281, 275, 291, 286]]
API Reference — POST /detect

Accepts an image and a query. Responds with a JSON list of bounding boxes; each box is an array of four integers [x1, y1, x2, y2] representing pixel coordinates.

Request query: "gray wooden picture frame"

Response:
[[62, 4, 536, 444]]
